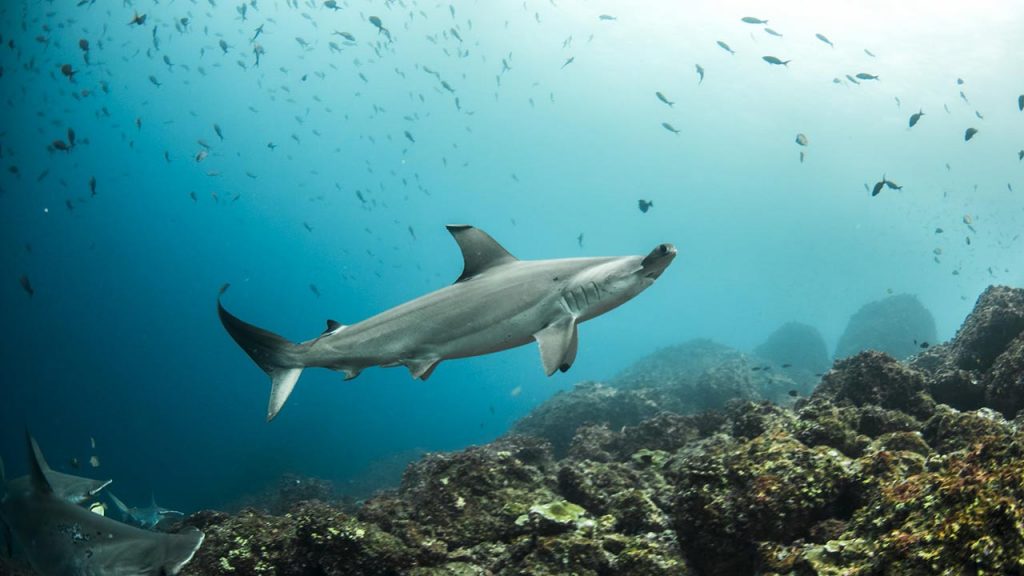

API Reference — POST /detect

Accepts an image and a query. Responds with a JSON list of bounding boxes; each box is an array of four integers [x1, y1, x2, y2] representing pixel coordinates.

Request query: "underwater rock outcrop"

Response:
[[834, 293, 937, 360], [754, 321, 831, 382], [162, 285, 1024, 576]]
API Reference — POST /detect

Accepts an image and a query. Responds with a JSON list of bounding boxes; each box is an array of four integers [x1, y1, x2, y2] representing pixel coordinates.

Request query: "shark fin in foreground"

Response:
[[23, 433, 111, 504], [1, 434, 204, 576], [219, 225, 677, 421]]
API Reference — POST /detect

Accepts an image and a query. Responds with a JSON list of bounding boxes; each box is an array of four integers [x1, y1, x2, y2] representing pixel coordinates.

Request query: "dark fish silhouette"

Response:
[[598, 14, 616, 21], [909, 110, 924, 127], [695, 64, 704, 84], [20, 274, 34, 297], [716, 40, 735, 54], [741, 16, 768, 24], [855, 73, 878, 80], [762, 56, 790, 66], [129, 11, 146, 26], [964, 127, 978, 141], [309, 284, 320, 298], [89, 176, 96, 196], [638, 199, 653, 213], [655, 91, 674, 107], [871, 180, 885, 197], [1018, 94, 1023, 111], [661, 122, 680, 134], [815, 33, 833, 47], [764, 28, 783, 37]]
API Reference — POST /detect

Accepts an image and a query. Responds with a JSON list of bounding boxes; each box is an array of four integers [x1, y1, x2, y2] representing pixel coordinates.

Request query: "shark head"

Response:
[[567, 243, 677, 324]]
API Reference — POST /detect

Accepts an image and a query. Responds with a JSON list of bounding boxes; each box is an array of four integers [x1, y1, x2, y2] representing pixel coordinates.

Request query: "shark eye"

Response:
[[658, 244, 668, 255]]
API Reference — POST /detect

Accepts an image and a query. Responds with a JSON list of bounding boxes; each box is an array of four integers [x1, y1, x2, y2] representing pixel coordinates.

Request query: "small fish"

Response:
[[309, 284, 320, 298], [716, 40, 735, 55], [655, 91, 674, 107], [695, 63, 704, 84], [324, 0, 341, 10], [637, 199, 653, 213], [974, 110, 984, 120], [510, 385, 522, 397], [966, 236, 972, 245], [67, 128, 76, 147], [964, 127, 978, 141], [369, 16, 391, 40], [741, 16, 768, 24], [919, 341, 930, 349], [148, 75, 161, 86], [795, 133, 808, 146], [219, 283, 231, 296], [855, 73, 878, 80], [864, 49, 876, 57], [788, 389, 799, 397], [935, 228, 944, 234], [79, 38, 89, 52], [560, 56, 575, 69], [814, 33, 834, 47], [598, 14, 616, 21], [661, 122, 680, 134], [129, 11, 146, 26], [60, 63, 76, 80], [799, 151, 805, 163], [751, 366, 762, 372], [871, 180, 885, 197], [214, 124, 224, 140], [89, 455, 100, 468], [957, 78, 965, 85], [408, 226, 416, 240], [960, 91, 969, 104], [909, 110, 924, 128], [884, 179, 902, 190], [189, 191, 198, 202], [303, 222, 313, 232], [404, 130, 415, 143], [195, 149, 208, 162], [577, 233, 584, 247], [1018, 94, 1023, 111], [1018, 150, 1023, 162], [19, 274, 34, 297], [781, 363, 792, 368], [219, 39, 229, 54], [762, 56, 790, 66], [845, 74, 860, 85], [764, 28, 783, 37], [89, 176, 96, 196]]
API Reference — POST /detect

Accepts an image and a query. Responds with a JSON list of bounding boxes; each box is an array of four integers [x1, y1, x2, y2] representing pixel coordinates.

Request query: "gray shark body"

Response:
[[0, 435, 203, 576], [219, 225, 676, 420], [108, 492, 184, 530]]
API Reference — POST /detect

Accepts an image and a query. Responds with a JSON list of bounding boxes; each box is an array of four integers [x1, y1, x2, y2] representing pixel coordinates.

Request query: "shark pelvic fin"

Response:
[[534, 316, 579, 376], [403, 357, 441, 380], [446, 225, 518, 282]]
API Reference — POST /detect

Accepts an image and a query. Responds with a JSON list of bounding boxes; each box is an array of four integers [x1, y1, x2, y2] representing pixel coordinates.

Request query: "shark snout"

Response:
[[641, 243, 676, 278]]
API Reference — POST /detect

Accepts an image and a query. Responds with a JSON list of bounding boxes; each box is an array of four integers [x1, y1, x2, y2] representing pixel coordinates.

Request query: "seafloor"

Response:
[[6, 285, 1024, 575]]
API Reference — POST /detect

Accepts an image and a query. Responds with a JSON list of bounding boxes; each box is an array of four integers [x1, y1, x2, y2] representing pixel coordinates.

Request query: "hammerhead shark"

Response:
[[108, 491, 185, 530], [219, 224, 676, 420], [0, 434, 204, 575]]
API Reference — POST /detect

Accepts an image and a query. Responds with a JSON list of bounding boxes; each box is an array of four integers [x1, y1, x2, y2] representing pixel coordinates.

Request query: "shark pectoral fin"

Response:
[[534, 317, 579, 376], [446, 225, 518, 282], [403, 357, 441, 380], [268, 367, 303, 422]]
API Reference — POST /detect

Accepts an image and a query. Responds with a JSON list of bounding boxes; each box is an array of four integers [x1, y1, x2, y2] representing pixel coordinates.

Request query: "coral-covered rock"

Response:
[[182, 502, 413, 576], [922, 405, 1013, 454], [666, 432, 854, 575], [834, 294, 937, 360], [949, 285, 1024, 371], [984, 333, 1024, 418], [813, 351, 935, 419], [509, 382, 660, 457]]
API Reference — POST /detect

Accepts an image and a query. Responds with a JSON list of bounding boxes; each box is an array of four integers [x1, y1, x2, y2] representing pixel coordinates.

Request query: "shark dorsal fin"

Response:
[[323, 319, 344, 334], [446, 225, 517, 282], [26, 433, 54, 496]]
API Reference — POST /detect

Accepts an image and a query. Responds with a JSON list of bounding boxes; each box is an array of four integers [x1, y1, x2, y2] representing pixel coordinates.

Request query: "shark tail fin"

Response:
[[217, 298, 307, 421], [158, 528, 205, 575]]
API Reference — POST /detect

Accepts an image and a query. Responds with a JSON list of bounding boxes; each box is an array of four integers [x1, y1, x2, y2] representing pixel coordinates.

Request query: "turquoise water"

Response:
[[1, 0, 1021, 511]]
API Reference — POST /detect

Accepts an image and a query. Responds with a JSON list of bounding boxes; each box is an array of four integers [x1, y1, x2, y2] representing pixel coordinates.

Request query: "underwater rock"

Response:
[[812, 351, 935, 419], [983, 332, 1024, 417], [666, 430, 854, 575], [509, 382, 661, 457], [922, 405, 1014, 454], [949, 285, 1024, 371], [182, 502, 413, 576], [754, 321, 831, 383], [567, 413, 706, 463], [834, 293, 937, 360], [361, 435, 556, 550]]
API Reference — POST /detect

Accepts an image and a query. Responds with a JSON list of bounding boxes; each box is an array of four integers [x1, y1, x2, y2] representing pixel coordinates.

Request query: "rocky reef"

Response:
[[834, 293, 937, 361], [8, 287, 1019, 576]]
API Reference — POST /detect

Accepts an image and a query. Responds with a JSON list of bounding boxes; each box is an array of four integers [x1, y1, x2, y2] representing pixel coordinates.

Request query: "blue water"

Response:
[[1, 0, 1021, 512]]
